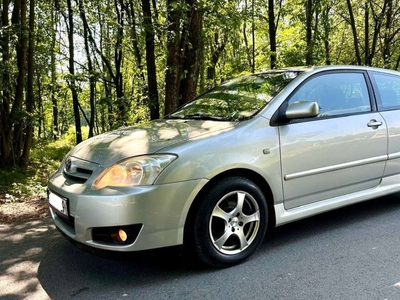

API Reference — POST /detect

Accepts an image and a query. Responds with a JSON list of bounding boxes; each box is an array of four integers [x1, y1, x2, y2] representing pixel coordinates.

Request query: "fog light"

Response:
[[111, 229, 128, 243], [92, 224, 143, 245]]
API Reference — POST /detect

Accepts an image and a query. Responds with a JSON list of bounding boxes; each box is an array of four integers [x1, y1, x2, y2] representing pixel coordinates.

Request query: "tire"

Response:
[[192, 176, 268, 267]]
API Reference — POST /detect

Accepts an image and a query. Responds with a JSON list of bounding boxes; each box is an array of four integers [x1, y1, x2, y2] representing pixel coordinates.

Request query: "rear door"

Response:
[[279, 71, 387, 209]]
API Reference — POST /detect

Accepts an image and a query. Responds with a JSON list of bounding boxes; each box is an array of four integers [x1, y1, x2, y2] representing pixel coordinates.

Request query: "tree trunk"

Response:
[[51, 8, 59, 140], [12, 0, 28, 159], [0, 0, 11, 166], [383, 0, 393, 67], [364, 2, 370, 65], [346, 0, 362, 65], [142, 0, 160, 119], [78, 0, 96, 138], [305, 0, 313, 65], [251, 0, 255, 73], [66, 0, 82, 144], [21, 0, 35, 167], [365, 1, 386, 66], [114, 0, 126, 127], [322, 3, 331, 65], [268, 0, 277, 69], [164, 0, 182, 115], [242, 0, 253, 71], [180, 1, 203, 105]]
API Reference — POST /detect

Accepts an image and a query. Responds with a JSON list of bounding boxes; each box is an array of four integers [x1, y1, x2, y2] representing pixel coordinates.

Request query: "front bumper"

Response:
[[48, 173, 207, 252]]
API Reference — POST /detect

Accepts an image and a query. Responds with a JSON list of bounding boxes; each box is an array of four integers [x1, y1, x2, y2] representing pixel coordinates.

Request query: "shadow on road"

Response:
[[0, 218, 58, 300], [37, 231, 221, 299], [2, 193, 400, 299]]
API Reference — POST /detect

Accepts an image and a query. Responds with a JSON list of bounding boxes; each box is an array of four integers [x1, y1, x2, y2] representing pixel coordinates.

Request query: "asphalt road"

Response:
[[1, 193, 400, 300]]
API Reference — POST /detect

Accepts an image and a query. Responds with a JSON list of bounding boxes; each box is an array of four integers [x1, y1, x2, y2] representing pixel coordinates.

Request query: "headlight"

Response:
[[92, 154, 177, 189]]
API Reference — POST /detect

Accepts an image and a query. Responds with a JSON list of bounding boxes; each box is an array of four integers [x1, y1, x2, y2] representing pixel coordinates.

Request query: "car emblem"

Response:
[[65, 158, 72, 172]]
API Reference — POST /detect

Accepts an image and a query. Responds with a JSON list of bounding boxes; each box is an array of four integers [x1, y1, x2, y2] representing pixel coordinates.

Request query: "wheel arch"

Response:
[[183, 168, 276, 244]]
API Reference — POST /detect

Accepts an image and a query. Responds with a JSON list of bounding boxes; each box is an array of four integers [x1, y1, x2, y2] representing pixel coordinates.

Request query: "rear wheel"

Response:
[[191, 177, 268, 267]]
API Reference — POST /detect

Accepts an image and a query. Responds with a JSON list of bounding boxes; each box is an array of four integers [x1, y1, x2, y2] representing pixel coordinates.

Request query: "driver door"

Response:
[[279, 71, 387, 209]]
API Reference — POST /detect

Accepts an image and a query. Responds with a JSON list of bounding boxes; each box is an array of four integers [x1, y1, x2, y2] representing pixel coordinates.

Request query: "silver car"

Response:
[[48, 65, 400, 267]]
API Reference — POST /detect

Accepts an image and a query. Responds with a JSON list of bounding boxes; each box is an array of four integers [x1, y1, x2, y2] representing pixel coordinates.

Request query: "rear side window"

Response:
[[371, 72, 400, 110], [288, 72, 371, 117]]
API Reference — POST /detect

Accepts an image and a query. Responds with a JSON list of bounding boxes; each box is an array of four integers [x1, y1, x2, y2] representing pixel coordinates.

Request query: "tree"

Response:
[[1, 0, 12, 166], [265, 0, 283, 69], [164, 0, 204, 114], [321, 1, 332, 65], [164, 0, 184, 115], [305, 0, 320, 66], [114, 0, 126, 127], [50, 7, 60, 140], [78, 0, 97, 138], [3, 0, 400, 170], [68, 0, 83, 143], [179, 0, 204, 105], [21, 0, 36, 167], [141, 0, 160, 119], [0, 0, 33, 167]]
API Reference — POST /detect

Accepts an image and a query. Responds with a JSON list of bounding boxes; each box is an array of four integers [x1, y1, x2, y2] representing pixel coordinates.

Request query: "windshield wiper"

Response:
[[165, 113, 235, 121], [182, 114, 228, 121], [164, 115, 185, 120]]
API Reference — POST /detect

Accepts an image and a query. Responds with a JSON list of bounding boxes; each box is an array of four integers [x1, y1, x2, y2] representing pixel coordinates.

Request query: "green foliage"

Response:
[[2, 0, 400, 175], [0, 135, 75, 202], [31, 138, 74, 163], [0, 165, 48, 203]]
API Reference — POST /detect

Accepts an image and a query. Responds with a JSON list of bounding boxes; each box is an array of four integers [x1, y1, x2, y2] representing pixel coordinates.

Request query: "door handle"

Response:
[[367, 120, 382, 129]]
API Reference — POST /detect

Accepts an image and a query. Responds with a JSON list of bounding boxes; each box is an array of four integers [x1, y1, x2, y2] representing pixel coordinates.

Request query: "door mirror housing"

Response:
[[270, 101, 319, 126], [285, 101, 319, 119]]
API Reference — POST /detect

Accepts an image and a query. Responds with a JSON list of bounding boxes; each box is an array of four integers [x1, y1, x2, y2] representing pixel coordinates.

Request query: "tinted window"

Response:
[[371, 72, 400, 110], [167, 71, 301, 121], [288, 73, 371, 117]]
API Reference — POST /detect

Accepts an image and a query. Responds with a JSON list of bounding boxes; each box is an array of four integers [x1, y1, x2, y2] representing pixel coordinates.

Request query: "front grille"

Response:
[[63, 172, 87, 183], [63, 156, 99, 183], [77, 167, 93, 175]]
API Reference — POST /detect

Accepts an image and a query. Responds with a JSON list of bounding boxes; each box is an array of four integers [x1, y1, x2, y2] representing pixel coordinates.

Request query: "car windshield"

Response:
[[166, 71, 302, 121]]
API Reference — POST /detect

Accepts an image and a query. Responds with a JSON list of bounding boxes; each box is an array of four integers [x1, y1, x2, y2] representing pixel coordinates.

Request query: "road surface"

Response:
[[1, 193, 400, 299]]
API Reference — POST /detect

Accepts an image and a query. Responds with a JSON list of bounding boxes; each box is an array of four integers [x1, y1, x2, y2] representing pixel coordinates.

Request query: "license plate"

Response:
[[48, 191, 69, 217]]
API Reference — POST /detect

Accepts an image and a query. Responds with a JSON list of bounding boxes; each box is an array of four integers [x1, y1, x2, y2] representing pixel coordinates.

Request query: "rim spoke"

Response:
[[235, 192, 246, 214], [212, 205, 231, 222], [214, 229, 233, 249], [241, 210, 260, 226], [236, 230, 249, 250]]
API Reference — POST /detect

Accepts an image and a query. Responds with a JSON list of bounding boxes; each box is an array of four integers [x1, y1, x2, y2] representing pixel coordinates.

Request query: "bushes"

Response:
[[1, 133, 76, 202]]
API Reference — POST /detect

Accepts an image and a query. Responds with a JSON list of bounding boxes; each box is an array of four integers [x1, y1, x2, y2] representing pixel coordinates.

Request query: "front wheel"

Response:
[[191, 177, 268, 267]]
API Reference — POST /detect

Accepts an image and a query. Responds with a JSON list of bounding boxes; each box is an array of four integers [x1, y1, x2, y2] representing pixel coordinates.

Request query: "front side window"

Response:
[[371, 72, 400, 110], [167, 71, 302, 122], [288, 72, 371, 117]]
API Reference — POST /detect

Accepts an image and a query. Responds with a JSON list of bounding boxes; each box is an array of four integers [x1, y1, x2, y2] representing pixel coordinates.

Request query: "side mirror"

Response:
[[285, 101, 319, 119]]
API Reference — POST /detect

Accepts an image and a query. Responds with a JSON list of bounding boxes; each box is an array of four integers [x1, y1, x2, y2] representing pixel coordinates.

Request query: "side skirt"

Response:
[[274, 174, 400, 227]]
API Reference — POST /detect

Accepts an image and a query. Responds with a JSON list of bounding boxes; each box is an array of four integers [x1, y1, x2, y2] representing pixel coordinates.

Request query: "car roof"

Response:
[[259, 65, 400, 76]]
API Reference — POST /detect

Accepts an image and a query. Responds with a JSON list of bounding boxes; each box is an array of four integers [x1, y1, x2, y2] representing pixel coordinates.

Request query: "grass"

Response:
[[0, 138, 74, 202]]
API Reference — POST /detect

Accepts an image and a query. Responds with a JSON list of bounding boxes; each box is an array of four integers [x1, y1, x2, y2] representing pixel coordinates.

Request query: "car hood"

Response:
[[69, 119, 236, 167]]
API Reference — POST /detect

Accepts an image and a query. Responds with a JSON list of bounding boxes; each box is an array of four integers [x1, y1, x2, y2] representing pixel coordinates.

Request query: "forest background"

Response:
[[1, 0, 400, 217]]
